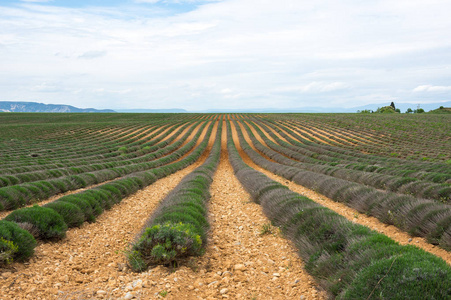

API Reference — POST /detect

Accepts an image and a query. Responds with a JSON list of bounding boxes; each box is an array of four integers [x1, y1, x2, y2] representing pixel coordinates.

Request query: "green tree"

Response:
[[406, 108, 413, 113], [375, 106, 396, 113]]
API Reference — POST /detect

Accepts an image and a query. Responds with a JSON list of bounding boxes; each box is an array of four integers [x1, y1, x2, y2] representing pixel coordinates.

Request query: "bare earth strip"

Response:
[[233, 121, 451, 266], [277, 121, 332, 145], [160, 123, 194, 143]]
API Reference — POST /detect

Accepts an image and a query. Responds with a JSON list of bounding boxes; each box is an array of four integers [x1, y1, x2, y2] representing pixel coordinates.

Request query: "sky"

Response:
[[1, 0, 451, 111]]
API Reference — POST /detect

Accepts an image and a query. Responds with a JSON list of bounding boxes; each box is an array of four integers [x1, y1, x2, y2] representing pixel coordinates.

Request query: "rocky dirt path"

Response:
[[232, 121, 451, 265]]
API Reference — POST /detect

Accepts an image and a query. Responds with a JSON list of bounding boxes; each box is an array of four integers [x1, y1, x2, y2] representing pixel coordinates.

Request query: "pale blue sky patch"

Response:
[[0, 0, 450, 111]]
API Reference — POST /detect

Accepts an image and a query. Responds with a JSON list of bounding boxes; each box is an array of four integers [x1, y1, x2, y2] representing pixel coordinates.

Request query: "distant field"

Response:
[[0, 113, 450, 299]]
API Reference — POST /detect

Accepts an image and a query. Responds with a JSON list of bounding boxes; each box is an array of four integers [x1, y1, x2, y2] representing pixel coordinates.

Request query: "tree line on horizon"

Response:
[[357, 102, 449, 114]]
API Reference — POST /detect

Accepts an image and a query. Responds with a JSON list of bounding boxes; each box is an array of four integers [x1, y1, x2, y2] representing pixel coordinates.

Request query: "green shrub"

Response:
[[84, 189, 109, 210], [340, 249, 451, 299], [0, 189, 18, 210], [118, 146, 128, 154], [152, 213, 205, 239], [90, 189, 114, 210], [58, 196, 96, 223], [128, 222, 203, 271], [98, 185, 122, 203], [0, 220, 36, 261], [0, 176, 12, 187], [79, 194, 103, 217], [0, 237, 18, 265], [157, 207, 208, 230], [44, 201, 85, 228], [388, 177, 417, 191], [5, 175, 19, 185], [22, 184, 45, 201], [5, 206, 67, 240], [68, 175, 87, 188], [50, 179, 71, 193], [127, 250, 147, 272]]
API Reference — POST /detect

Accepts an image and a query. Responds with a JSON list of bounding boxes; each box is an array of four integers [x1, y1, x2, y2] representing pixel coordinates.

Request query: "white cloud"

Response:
[[220, 88, 233, 94], [78, 50, 107, 59], [413, 85, 451, 93], [298, 82, 351, 93]]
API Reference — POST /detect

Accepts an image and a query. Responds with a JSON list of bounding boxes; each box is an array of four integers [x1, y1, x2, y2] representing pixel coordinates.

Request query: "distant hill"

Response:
[[0, 101, 115, 113], [428, 107, 451, 114]]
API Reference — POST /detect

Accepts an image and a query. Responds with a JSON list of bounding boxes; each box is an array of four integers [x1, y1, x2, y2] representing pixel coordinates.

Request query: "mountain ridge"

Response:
[[0, 101, 115, 113]]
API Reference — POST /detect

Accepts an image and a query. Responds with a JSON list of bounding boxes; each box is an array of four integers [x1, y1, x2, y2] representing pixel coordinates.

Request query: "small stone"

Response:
[[208, 280, 218, 287], [194, 279, 203, 287], [273, 273, 280, 277], [46, 288, 58, 295], [408, 238, 412, 242], [133, 279, 143, 289], [124, 292, 134, 300], [222, 271, 232, 277], [108, 279, 117, 287], [125, 284, 133, 291], [220, 288, 229, 294], [97, 290, 107, 295], [117, 263, 126, 271], [234, 264, 246, 271], [75, 277, 84, 283], [300, 296, 306, 300], [222, 277, 231, 284], [188, 285, 194, 291]]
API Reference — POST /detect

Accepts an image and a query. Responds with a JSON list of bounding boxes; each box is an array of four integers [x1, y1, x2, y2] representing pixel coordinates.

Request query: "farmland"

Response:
[[0, 113, 450, 299]]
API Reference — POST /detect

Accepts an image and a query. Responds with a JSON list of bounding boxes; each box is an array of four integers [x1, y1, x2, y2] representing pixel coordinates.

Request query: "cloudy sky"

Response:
[[1, 0, 451, 111]]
